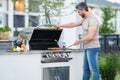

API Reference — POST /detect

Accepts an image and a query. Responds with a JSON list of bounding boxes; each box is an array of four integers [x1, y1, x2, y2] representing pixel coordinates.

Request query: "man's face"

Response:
[[77, 9, 85, 18]]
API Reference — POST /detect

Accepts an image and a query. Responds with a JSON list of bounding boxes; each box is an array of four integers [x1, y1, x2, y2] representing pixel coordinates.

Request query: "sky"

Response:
[[107, 0, 120, 3]]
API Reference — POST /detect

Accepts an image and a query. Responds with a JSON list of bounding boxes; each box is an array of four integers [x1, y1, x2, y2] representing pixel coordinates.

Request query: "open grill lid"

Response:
[[29, 28, 63, 50]]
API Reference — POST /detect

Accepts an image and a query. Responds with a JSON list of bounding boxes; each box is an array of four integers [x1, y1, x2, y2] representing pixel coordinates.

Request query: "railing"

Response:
[[79, 34, 120, 53], [99, 34, 120, 53]]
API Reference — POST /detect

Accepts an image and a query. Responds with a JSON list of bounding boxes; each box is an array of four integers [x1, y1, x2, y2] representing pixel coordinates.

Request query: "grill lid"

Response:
[[29, 28, 63, 50]]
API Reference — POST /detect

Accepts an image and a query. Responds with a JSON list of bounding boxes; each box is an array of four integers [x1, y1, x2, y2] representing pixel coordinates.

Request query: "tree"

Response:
[[29, 0, 65, 25], [99, 4, 116, 34], [13, 0, 75, 27]]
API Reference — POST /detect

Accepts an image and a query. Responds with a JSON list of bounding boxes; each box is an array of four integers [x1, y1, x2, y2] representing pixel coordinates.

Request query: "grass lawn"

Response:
[[90, 73, 120, 80], [115, 73, 120, 80]]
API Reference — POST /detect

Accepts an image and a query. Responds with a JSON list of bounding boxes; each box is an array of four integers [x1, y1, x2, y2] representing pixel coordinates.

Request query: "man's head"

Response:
[[75, 2, 88, 18]]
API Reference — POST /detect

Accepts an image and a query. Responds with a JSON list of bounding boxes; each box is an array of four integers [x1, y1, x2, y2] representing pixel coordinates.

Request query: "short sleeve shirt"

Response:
[[82, 15, 100, 49]]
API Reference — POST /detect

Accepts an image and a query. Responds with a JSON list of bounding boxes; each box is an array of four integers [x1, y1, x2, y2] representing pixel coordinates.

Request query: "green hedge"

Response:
[[98, 53, 120, 80]]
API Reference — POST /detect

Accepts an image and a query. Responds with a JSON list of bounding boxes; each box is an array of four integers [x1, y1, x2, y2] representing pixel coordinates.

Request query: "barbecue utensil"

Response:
[[66, 44, 74, 48], [36, 24, 54, 28]]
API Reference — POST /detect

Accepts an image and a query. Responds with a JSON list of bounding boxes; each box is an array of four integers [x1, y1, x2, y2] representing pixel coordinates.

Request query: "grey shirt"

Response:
[[82, 15, 100, 49]]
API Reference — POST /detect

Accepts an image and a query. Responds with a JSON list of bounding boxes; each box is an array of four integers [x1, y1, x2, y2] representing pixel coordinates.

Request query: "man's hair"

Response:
[[75, 2, 88, 11]]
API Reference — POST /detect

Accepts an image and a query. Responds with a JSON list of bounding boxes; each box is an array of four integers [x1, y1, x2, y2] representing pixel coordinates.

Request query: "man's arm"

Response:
[[74, 18, 98, 45], [54, 20, 82, 28], [74, 27, 97, 45]]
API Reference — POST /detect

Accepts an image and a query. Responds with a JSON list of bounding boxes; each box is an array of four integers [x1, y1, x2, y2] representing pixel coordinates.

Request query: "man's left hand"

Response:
[[74, 40, 80, 45]]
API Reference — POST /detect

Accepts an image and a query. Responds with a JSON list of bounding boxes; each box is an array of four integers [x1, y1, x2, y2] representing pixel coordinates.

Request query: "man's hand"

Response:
[[73, 40, 81, 46], [53, 24, 61, 28]]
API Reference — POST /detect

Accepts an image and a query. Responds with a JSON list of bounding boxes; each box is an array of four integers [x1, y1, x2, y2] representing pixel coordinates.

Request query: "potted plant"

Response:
[[0, 26, 11, 40]]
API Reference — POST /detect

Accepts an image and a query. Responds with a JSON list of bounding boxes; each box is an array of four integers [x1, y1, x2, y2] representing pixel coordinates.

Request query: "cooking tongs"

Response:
[[36, 24, 54, 28], [66, 44, 74, 48]]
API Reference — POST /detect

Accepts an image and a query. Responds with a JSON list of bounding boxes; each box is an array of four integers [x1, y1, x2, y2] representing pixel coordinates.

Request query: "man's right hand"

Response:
[[53, 24, 61, 28]]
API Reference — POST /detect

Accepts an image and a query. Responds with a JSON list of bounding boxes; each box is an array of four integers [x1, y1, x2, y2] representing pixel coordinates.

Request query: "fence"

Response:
[[99, 34, 120, 53], [79, 34, 120, 53]]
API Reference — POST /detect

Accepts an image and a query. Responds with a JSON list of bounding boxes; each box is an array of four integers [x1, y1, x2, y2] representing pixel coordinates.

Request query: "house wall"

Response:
[[0, 0, 120, 46], [60, 0, 84, 48], [60, 0, 78, 47], [116, 9, 120, 34]]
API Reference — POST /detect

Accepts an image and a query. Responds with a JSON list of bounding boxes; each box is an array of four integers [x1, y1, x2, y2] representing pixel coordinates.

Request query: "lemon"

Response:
[[13, 47, 17, 52]]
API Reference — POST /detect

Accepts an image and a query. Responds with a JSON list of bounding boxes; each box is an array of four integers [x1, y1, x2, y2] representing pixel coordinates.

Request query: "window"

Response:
[[0, 13, 8, 27], [0, 3, 2, 7], [14, 15, 25, 27], [29, 16, 39, 27], [0, 14, 2, 26], [29, 0, 40, 12], [14, 0, 25, 11]]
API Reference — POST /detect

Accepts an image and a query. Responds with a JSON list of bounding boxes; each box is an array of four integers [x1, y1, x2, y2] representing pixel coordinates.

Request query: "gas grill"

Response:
[[29, 28, 73, 63], [29, 28, 62, 50]]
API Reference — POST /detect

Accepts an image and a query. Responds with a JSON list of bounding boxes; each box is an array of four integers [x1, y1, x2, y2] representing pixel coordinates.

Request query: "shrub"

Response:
[[0, 26, 11, 32], [98, 53, 119, 80]]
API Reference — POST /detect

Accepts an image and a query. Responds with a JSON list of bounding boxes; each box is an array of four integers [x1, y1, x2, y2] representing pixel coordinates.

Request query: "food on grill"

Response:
[[48, 47, 62, 50]]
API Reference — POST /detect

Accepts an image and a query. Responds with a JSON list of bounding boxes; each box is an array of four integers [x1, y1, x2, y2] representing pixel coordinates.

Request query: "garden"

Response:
[[92, 4, 120, 80], [98, 53, 120, 80]]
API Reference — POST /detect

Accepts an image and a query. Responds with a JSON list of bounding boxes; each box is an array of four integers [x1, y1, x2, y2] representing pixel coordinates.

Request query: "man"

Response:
[[54, 2, 100, 80]]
